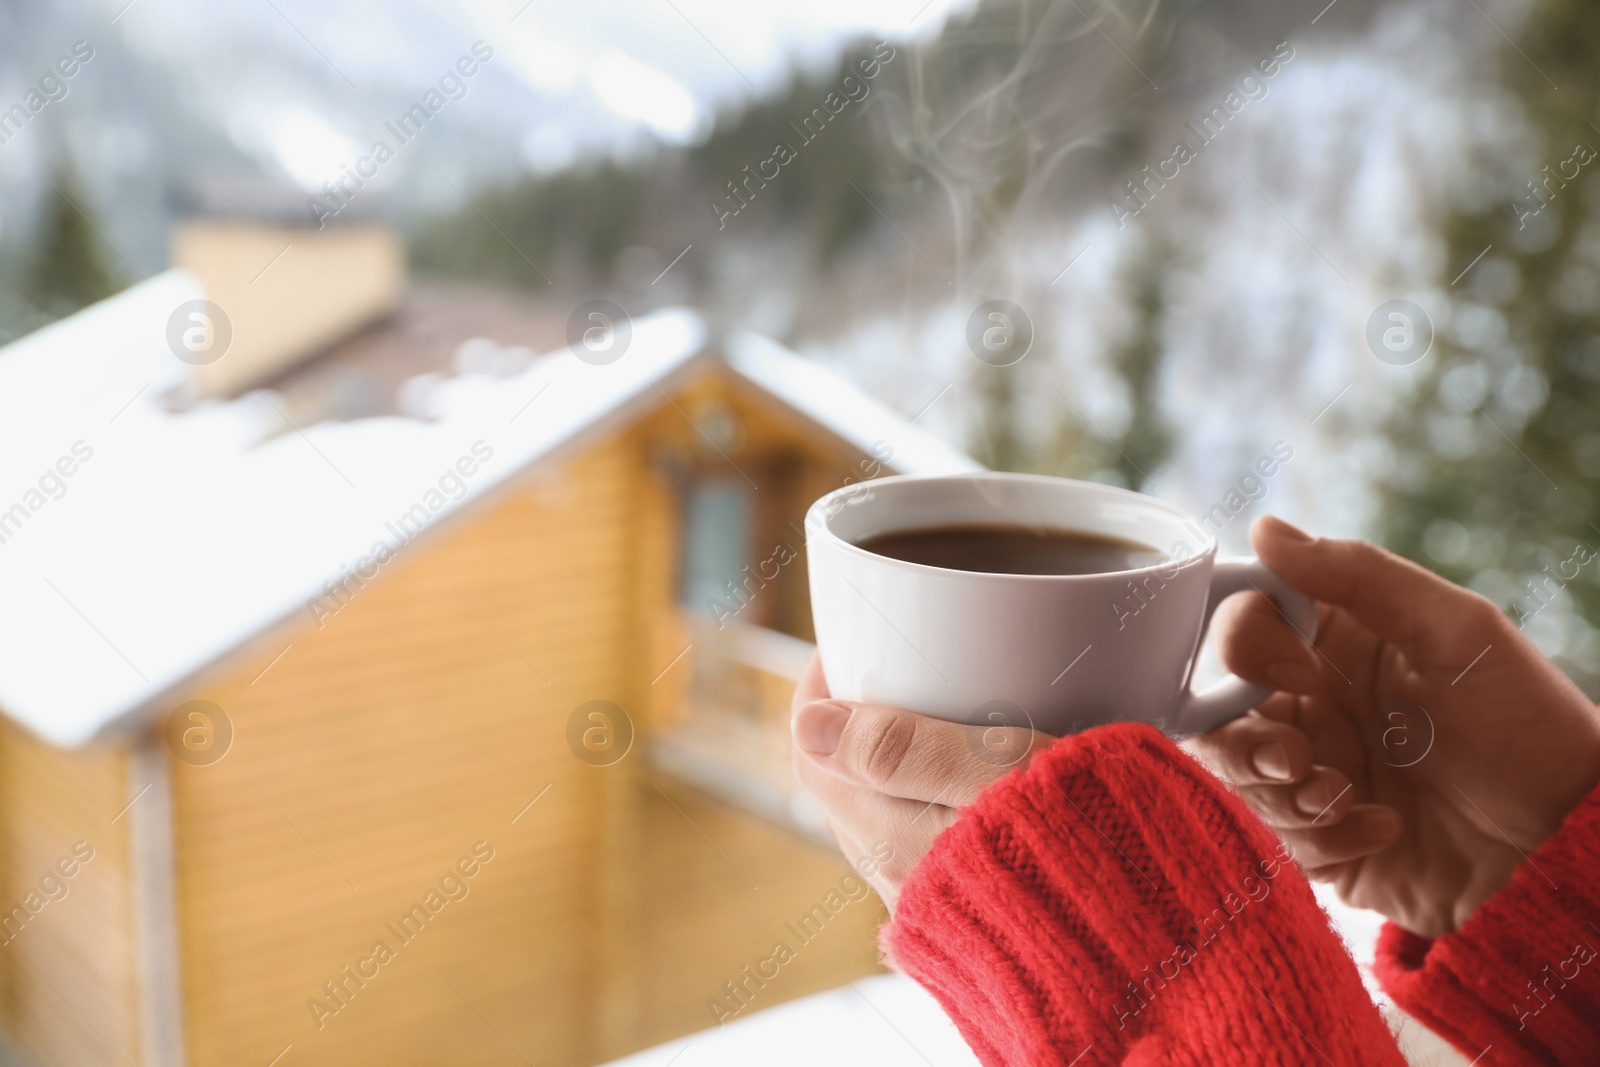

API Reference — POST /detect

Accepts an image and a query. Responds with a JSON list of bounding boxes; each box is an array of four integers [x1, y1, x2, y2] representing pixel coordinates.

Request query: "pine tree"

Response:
[[949, 0, 1175, 483], [1102, 228, 1174, 491], [23, 162, 120, 317], [1379, 0, 1600, 683], [964, 226, 1176, 486]]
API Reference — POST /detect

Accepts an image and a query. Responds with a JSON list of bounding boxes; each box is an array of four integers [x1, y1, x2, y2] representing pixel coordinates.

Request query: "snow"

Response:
[[727, 330, 980, 477], [598, 906, 1462, 1067], [0, 273, 967, 748], [601, 973, 981, 1067]]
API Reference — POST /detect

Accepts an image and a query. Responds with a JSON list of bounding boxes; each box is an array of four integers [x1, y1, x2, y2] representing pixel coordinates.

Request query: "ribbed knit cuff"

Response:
[[883, 722, 1405, 1067], [1374, 782, 1600, 1067]]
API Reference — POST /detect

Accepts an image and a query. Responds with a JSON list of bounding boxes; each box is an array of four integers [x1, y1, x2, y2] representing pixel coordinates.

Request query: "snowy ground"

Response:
[[602, 891, 1469, 1067]]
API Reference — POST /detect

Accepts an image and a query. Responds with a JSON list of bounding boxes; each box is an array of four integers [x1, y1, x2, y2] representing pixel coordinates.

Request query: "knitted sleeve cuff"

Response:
[[1374, 781, 1600, 1067], [883, 721, 1404, 1067]]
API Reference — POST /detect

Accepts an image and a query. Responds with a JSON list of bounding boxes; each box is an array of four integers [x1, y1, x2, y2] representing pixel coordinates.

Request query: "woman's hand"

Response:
[[789, 653, 1048, 912], [1195, 516, 1600, 937]]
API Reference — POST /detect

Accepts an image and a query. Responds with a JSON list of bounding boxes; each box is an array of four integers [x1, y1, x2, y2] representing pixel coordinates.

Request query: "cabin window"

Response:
[[680, 480, 754, 620]]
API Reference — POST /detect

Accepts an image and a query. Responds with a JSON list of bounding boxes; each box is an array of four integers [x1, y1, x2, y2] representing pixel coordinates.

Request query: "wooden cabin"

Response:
[[0, 269, 976, 1067]]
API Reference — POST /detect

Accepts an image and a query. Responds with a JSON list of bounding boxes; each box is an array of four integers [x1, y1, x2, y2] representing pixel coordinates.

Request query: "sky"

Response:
[[101, 0, 980, 191]]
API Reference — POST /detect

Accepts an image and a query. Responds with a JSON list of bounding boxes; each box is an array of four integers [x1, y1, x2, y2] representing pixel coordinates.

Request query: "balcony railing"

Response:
[[645, 616, 829, 840]]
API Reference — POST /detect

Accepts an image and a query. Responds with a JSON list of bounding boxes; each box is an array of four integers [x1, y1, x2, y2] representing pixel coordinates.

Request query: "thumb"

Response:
[[793, 700, 1033, 806], [1250, 515, 1501, 661]]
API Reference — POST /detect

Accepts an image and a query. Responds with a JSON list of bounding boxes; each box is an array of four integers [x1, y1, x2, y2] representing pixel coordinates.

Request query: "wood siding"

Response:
[[597, 373, 887, 1055], [5, 366, 891, 1067], [0, 723, 138, 1067], [616, 777, 886, 1052], [171, 434, 643, 1067]]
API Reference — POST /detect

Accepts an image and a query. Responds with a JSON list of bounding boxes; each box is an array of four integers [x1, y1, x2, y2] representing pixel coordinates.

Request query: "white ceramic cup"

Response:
[[805, 471, 1317, 739]]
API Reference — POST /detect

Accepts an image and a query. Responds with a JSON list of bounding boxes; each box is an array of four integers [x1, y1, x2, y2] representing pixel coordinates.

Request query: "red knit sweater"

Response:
[[884, 722, 1600, 1066]]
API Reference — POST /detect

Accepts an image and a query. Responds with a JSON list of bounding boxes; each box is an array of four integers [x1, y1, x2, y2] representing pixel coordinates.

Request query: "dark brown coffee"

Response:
[[855, 523, 1162, 576]]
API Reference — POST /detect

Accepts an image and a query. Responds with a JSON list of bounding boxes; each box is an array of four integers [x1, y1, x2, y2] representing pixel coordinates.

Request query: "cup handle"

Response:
[[1168, 556, 1318, 737]]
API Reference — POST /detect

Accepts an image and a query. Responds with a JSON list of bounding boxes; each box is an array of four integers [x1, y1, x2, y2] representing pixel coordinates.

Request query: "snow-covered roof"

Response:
[[0, 272, 975, 748]]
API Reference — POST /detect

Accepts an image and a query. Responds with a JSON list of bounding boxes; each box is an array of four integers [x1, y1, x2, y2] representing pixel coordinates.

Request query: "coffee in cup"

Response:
[[855, 523, 1165, 576], [804, 472, 1316, 738]]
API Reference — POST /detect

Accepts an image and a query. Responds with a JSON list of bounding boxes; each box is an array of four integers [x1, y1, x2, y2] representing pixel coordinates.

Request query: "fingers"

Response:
[[1190, 712, 1360, 829], [820, 815, 886, 902], [1235, 766, 1359, 829], [1248, 690, 1302, 725], [790, 651, 831, 717], [1280, 804, 1403, 872], [792, 699, 1035, 806], [1191, 711, 1313, 787], [793, 756, 950, 892], [1251, 515, 1502, 659], [821, 813, 869, 875], [1214, 591, 1321, 694]]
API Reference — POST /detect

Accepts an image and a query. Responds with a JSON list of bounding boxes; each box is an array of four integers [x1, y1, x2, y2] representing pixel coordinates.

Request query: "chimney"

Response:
[[170, 176, 404, 397]]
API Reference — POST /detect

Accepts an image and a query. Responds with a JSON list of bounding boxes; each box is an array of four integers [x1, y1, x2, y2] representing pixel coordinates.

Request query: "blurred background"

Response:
[[7, 0, 1600, 689], [0, 0, 1595, 1063]]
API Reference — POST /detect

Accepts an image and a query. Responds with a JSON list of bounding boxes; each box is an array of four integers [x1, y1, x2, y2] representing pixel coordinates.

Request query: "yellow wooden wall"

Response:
[[596, 371, 889, 1056], [0, 367, 892, 1067], [170, 433, 644, 1067], [627, 368, 879, 647], [616, 779, 886, 1051], [0, 723, 138, 1067]]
